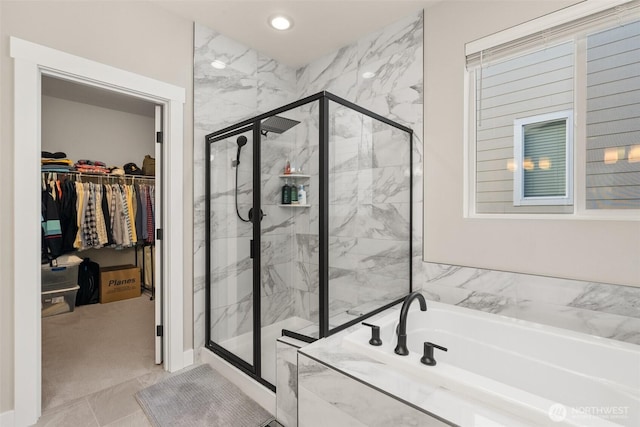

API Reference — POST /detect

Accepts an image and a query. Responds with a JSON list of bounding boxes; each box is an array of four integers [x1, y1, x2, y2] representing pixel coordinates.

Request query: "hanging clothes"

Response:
[[41, 189, 63, 261], [60, 179, 78, 253], [146, 185, 155, 243], [41, 173, 155, 258]]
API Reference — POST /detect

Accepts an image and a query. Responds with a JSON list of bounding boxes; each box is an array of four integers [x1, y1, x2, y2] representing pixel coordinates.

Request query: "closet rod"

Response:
[[41, 170, 155, 183]]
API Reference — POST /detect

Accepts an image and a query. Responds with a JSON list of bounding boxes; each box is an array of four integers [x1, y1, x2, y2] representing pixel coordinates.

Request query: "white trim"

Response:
[[164, 101, 186, 373], [10, 37, 187, 426], [466, 212, 640, 221], [10, 38, 185, 102], [0, 410, 15, 427], [12, 54, 42, 427], [154, 105, 163, 365], [513, 111, 574, 207], [200, 347, 276, 414], [463, 69, 475, 218], [465, 0, 633, 56], [183, 349, 195, 366]]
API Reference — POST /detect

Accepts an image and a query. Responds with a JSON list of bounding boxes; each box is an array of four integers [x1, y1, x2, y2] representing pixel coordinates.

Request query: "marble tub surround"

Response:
[[421, 262, 640, 345], [298, 353, 449, 427], [297, 307, 536, 427], [276, 336, 309, 427], [342, 301, 640, 427]]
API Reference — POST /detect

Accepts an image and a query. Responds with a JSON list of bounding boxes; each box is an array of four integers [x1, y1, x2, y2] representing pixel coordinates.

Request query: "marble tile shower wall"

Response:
[[421, 263, 640, 345], [326, 108, 412, 318], [294, 11, 424, 323], [194, 23, 298, 347], [194, 10, 637, 354], [194, 11, 425, 348]]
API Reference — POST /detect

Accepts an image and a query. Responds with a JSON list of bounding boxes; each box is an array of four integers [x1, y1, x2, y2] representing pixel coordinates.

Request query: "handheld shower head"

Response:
[[235, 135, 248, 166]]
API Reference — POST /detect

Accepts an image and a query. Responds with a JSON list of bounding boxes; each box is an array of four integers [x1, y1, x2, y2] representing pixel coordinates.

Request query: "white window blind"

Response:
[[466, 0, 640, 69], [520, 118, 569, 200], [586, 19, 640, 209]]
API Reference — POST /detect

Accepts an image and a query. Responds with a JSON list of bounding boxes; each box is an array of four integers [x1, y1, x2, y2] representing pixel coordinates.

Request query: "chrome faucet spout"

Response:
[[394, 292, 427, 356]]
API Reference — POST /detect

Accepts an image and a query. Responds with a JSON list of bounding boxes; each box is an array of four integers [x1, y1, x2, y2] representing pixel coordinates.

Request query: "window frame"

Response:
[[513, 110, 574, 206], [464, 0, 640, 221]]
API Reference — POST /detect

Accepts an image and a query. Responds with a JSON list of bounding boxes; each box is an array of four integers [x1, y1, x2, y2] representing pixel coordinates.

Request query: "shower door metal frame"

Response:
[[205, 122, 271, 390], [321, 92, 414, 337], [205, 93, 324, 391], [205, 91, 414, 390]]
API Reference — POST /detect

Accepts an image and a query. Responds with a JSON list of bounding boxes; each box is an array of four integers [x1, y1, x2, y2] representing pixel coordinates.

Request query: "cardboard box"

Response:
[[100, 265, 141, 303]]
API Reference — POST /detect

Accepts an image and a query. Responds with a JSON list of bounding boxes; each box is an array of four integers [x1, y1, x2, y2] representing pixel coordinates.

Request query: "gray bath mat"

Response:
[[135, 364, 274, 427]]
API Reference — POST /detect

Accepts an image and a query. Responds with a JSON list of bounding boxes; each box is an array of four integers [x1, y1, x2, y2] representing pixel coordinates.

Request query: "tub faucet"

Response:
[[394, 292, 427, 356]]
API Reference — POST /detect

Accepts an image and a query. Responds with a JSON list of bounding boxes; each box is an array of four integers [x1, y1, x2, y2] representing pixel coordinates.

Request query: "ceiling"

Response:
[[42, 76, 157, 117], [155, 0, 437, 67], [42, 1, 437, 113]]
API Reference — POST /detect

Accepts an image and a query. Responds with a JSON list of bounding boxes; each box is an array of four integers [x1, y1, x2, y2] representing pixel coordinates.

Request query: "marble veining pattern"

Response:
[[194, 9, 640, 358], [297, 307, 550, 427], [298, 353, 450, 427], [421, 262, 640, 345], [196, 10, 424, 350], [276, 339, 301, 427]]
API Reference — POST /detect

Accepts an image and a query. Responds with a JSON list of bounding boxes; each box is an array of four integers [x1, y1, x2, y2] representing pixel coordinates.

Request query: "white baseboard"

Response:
[[0, 410, 15, 427], [183, 348, 194, 366], [200, 347, 276, 414]]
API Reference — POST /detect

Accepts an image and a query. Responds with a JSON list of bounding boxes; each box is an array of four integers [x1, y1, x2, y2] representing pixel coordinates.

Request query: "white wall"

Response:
[[41, 95, 155, 169], [423, 0, 640, 287], [0, 0, 194, 414]]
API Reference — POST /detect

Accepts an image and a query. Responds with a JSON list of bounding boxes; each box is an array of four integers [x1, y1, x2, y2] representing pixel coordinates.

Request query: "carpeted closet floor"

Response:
[[42, 294, 162, 412]]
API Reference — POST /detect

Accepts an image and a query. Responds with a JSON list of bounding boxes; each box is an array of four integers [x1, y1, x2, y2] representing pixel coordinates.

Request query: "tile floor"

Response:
[[33, 366, 283, 427], [34, 369, 168, 427]]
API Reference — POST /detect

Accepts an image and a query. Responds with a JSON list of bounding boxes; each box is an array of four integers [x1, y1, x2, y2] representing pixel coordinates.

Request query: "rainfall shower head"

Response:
[[261, 115, 300, 135], [236, 135, 248, 147]]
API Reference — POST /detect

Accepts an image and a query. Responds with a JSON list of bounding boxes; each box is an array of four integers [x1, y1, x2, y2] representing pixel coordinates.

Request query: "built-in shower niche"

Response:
[[205, 91, 413, 389]]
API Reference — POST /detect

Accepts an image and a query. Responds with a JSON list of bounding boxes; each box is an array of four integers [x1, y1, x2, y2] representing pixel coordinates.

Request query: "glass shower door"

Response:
[[207, 127, 256, 370]]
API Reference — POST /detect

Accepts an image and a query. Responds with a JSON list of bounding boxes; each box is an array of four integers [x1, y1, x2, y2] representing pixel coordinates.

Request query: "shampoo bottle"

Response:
[[282, 179, 291, 204], [291, 181, 299, 204], [298, 185, 307, 205]]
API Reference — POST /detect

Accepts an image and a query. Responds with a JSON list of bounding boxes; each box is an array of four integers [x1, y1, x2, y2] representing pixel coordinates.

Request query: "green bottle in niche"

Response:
[[282, 179, 291, 204]]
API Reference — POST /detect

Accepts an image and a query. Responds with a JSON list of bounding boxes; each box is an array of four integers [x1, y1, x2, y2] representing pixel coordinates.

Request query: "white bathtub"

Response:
[[343, 300, 640, 427]]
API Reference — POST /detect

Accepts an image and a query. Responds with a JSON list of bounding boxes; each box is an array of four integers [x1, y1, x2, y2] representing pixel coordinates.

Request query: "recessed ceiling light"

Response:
[[362, 71, 376, 79], [211, 60, 226, 69], [269, 15, 293, 31]]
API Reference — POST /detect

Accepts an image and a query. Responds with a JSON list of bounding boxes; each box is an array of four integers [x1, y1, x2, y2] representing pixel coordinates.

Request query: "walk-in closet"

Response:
[[40, 75, 162, 411]]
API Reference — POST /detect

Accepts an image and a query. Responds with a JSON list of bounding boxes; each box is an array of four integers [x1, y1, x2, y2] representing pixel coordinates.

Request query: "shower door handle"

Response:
[[250, 239, 254, 259]]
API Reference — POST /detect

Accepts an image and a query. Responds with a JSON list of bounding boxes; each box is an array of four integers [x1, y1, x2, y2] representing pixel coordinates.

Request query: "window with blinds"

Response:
[[467, 0, 640, 216], [514, 112, 572, 206], [474, 42, 574, 214]]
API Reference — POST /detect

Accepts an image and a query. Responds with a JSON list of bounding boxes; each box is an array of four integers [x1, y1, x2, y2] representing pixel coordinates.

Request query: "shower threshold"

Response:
[[217, 316, 315, 386]]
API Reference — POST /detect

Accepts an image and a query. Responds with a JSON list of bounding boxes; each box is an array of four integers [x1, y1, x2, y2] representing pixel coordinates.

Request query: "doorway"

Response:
[[39, 75, 163, 410], [11, 37, 186, 426]]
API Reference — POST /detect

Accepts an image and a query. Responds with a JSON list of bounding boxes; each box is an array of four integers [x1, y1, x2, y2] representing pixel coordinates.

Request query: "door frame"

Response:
[[10, 37, 187, 426]]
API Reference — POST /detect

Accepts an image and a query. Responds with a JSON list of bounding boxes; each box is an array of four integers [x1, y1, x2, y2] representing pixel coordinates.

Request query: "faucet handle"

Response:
[[362, 322, 382, 346], [420, 342, 448, 366]]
